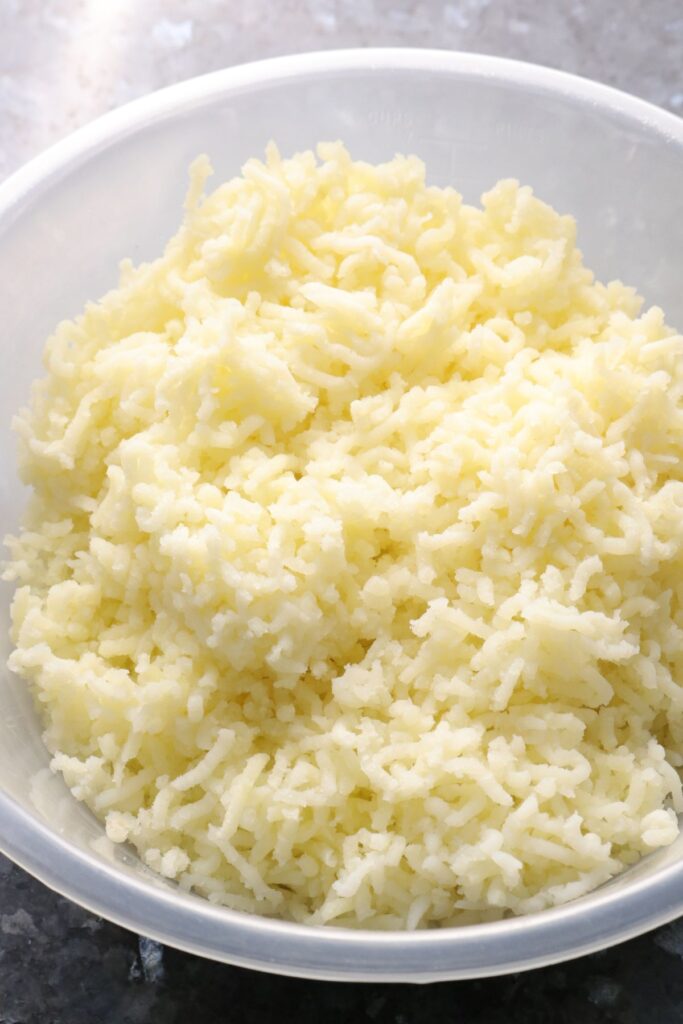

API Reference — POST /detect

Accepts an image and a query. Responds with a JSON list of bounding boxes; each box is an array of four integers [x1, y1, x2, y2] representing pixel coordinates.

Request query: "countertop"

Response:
[[1, 1, 683, 1022]]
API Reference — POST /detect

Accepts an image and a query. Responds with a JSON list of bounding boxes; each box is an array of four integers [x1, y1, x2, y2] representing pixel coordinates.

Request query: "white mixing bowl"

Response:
[[1, 49, 682, 982]]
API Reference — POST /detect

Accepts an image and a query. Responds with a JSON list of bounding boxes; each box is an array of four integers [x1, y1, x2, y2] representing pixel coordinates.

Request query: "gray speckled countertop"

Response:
[[1, 0, 682, 181], [2, 2, 683, 1021]]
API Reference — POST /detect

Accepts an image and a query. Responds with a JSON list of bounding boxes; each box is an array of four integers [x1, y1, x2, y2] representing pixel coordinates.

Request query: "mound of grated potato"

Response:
[[5, 143, 683, 928]]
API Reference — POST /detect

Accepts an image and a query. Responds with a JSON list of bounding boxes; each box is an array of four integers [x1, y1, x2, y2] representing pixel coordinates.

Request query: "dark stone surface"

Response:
[[2, 854, 683, 1024]]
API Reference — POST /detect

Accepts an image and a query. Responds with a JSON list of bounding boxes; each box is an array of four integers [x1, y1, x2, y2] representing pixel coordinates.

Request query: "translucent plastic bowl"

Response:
[[1, 49, 682, 983]]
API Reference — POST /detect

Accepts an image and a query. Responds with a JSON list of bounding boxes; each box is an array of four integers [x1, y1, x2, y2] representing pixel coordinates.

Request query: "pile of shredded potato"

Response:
[[5, 143, 683, 928]]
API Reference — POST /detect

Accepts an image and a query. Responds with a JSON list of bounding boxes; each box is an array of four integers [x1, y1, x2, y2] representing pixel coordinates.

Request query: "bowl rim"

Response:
[[1, 47, 682, 982]]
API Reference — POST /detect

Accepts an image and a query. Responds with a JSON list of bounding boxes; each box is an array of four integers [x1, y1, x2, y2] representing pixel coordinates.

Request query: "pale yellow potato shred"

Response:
[[5, 143, 683, 928]]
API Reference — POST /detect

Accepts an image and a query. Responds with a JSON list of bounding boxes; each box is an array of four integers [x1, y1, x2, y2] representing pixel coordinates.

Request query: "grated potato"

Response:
[[4, 143, 683, 928]]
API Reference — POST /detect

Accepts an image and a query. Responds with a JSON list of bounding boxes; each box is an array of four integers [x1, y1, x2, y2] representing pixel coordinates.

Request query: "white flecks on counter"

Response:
[[151, 18, 194, 50]]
